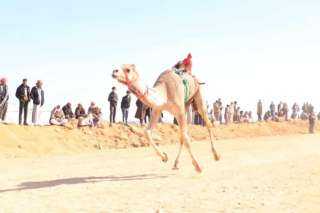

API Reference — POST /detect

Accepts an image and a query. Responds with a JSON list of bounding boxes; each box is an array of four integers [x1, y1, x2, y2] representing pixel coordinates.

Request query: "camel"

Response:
[[112, 64, 220, 173]]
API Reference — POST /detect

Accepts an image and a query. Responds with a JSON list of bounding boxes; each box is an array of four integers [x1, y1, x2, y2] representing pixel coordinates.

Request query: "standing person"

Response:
[[291, 103, 299, 119], [30, 80, 44, 125], [277, 102, 283, 116], [135, 99, 145, 126], [235, 107, 241, 123], [194, 111, 201, 125], [108, 86, 118, 126], [15, 78, 30, 125], [308, 108, 316, 134], [229, 102, 234, 124], [144, 107, 151, 124], [121, 91, 131, 125], [213, 101, 220, 122], [0, 78, 9, 122], [282, 102, 289, 121], [257, 100, 263, 122], [233, 101, 238, 122], [224, 105, 230, 125], [217, 98, 223, 124]]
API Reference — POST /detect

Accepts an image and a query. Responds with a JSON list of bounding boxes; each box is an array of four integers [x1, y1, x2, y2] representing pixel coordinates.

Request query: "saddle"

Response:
[[173, 69, 191, 103]]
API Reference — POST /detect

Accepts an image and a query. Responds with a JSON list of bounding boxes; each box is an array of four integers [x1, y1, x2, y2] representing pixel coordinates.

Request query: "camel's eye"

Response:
[[125, 69, 130, 73]]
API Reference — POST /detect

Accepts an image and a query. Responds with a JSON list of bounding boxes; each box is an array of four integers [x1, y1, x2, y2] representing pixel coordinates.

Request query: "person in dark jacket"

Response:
[[108, 87, 118, 126], [75, 103, 86, 119], [135, 99, 146, 126], [15, 78, 31, 125], [0, 78, 9, 122], [30, 80, 45, 125], [62, 103, 74, 119], [121, 91, 131, 125]]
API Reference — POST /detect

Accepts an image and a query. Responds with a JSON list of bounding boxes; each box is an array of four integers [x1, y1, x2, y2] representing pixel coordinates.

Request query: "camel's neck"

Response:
[[127, 80, 164, 108], [127, 81, 152, 106]]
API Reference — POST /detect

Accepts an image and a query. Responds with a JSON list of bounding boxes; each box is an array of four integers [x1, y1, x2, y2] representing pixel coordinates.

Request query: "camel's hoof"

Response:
[[162, 152, 168, 163], [192, 161, 202, 173], [214, 153, 220, 161], [195, 166, 202, 173], [172, 166, 179, 170]]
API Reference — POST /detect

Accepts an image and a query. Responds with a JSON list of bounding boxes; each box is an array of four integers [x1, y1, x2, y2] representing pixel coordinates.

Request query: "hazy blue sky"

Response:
[[1, 0, 319, 122]]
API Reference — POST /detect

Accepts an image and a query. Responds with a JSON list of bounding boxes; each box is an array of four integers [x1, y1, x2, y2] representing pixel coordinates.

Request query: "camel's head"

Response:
[[112, 64, 140, 85]]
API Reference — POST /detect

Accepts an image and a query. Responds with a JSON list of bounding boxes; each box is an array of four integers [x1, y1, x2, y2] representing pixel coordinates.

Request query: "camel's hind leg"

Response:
[[172, 104, 191, 170], [193, 91, 220, 161], [145, 109, 168, 163], [172, 130, 184, 170], [176, 112, 202, 173]]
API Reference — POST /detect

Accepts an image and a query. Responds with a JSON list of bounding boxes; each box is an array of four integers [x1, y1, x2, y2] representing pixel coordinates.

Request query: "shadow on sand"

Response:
[[0, 173, 170, 193]]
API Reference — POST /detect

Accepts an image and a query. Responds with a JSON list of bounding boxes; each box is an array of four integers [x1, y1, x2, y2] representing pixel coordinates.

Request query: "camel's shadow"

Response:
[[0, 173, 170, 193]]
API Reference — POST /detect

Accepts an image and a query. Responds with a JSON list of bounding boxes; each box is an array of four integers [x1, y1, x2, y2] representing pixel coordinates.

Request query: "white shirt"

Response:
[[37, 88, 42, 105], [24, 87, 28, 97]]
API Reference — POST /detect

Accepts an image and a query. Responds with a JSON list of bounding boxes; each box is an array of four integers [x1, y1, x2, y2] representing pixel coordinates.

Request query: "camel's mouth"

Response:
[[112, 74, 117, 79]]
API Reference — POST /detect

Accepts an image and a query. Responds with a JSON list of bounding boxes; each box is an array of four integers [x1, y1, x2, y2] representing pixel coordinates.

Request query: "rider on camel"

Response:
[[173, 53, 205, 85], [173, 53, 192, 75]]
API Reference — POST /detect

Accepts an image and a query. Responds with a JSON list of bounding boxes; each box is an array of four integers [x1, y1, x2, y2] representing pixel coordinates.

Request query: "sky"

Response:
[[1, 0, 320, 123]]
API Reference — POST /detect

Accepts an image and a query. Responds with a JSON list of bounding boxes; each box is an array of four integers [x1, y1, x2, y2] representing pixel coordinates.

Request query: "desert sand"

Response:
[[0, 120, 317, 158], [0, 122, 319, 212]]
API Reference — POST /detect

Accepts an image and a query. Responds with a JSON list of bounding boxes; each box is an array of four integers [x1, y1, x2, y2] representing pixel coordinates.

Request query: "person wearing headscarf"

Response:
[[30, 80, 45, 125], [0, 78, 9, 122], [135, 99, 146, 126], [62, 102, 74, 119], [75, 103, 86, 119], [49, 105, 68, 126]]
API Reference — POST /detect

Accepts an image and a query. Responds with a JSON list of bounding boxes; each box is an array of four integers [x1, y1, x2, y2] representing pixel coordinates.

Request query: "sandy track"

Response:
[[0, 134, 319, 213]]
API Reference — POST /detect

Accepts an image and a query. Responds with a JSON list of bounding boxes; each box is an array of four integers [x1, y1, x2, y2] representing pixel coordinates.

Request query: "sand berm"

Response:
[[0, 120, 317, 158]]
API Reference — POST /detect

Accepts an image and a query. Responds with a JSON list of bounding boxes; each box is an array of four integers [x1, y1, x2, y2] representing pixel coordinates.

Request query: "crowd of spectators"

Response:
[[0, 78, 318, 132]]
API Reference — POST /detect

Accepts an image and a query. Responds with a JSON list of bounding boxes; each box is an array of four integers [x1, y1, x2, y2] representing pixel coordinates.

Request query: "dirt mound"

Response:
[[0, 120, 317, 158]]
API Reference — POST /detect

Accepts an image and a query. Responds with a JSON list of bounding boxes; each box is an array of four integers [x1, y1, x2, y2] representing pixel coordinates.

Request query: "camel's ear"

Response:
[[130, 64, 136, 69]]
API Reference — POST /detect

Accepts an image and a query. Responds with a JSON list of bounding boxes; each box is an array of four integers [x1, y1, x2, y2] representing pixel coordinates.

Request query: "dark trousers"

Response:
[[110, 104, 117, 124], [19, 101, 29, 125], [257, 113, 262, 121], [121, 108, 129, 124]]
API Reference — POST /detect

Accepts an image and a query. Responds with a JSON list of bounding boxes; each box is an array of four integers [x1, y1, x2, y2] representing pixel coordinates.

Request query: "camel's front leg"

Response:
[[145, 109, 168, 163]]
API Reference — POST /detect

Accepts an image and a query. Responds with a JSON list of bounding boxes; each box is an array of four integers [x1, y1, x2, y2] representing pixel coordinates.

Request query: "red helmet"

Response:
[[182, 53, 192, 67]]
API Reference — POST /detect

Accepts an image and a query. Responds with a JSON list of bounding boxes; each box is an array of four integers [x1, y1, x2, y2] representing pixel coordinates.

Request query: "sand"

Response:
[[0, 121, 320, 213], [0, 120, 317, 158], [0, 129, 319, 212]]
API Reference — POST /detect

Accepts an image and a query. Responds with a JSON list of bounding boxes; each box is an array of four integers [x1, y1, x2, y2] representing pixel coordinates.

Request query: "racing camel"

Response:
[[112, 56, 219, 173]]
